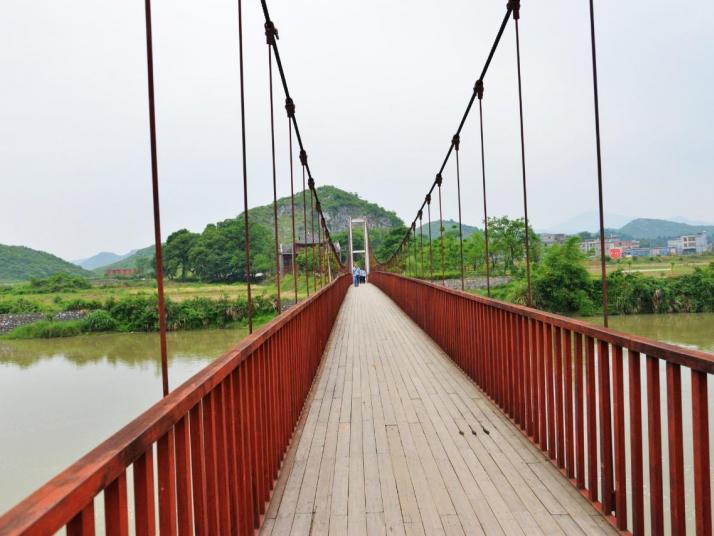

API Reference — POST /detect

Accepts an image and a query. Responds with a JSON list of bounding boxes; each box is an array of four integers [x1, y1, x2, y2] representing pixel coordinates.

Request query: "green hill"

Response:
[[91, 186, 403, 278], [618, 218, 714, 240], [0, 244, 94, 283], [246, 185, 403, 241]]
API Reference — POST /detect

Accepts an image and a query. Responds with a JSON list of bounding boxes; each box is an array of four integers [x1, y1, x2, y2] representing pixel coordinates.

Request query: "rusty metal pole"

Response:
[[453, 134, 465, 291], [300, 153, 310, 296], [419, 210, 424, 278], [427, 195, 433, 281], [476, 80, 492, 297], [588, 0, 609, 327], [511, 0, 533, 307], [436, 174, 446, 286], [286, 98, 299, 303], [266, 28, 281, 313], [143, 0, 169, 396], [309, 180, 317, 291], [237, 0, 253, 332]]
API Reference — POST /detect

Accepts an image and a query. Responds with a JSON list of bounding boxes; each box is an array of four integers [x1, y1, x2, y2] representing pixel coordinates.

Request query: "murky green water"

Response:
[[584, 312, 714, 354], [0, 328, 249, 515]]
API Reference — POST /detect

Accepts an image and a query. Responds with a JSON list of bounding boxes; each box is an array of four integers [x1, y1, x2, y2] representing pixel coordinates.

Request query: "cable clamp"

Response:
[[285, 97, 295, 118], [474, 79, 484, 100], [418, 210, 423, 220], [435, 173, 443, 187], [507, 0, 520, 20], [299, 150, 308, 166], [426, 193, 431, 205], [308, 177, 315, 189], [265, 21, 279, 45], [452, 134, 460, 151]]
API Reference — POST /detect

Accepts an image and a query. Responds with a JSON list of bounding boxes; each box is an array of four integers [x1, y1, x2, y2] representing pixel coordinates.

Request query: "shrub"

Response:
[[62, 298, 103, 311], [0, 298, 44, 314], [81, 310, 119, 332], [4, 320, 83, 339]]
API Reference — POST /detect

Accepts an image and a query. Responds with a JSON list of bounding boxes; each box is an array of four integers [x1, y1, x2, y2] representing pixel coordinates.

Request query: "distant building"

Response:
[[106, 268, 137, 277], [627, 247, 652, 258], [279, 240, 342, 276], [667, 232, 709, 255], [539, 233, 568, 248], [580, 237, 640, 257]]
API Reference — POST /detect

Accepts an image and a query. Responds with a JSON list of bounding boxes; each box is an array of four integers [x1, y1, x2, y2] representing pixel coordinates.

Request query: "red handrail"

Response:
[[0, 274, 350, 535], [371, 271, 712, 536]]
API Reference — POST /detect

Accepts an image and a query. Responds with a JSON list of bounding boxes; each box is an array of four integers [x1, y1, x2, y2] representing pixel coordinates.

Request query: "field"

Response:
[[585, 254, 713, 279], [0, 273, 327, 313]]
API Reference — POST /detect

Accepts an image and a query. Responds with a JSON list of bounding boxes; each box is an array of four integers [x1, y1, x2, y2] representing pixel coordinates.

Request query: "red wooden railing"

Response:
[[371, 271, 713, 536], [0, 273, 350, 536]]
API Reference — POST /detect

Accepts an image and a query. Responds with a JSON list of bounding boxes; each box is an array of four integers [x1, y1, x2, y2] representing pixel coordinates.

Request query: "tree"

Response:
[[164, 229, 199, 279], [532, 237, 594, 314], [487, 216, 540, 275]]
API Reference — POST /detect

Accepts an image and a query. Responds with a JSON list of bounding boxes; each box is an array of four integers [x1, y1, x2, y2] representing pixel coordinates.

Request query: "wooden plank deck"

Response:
[[261, 284, 617, 536]]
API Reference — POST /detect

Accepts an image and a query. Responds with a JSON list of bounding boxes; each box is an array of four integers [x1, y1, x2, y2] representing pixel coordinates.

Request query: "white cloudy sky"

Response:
[[1, 0, 712, 260]]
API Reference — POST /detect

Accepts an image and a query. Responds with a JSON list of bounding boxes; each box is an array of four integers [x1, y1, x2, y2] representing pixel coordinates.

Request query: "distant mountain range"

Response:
[[543, 211, 714, 235], [0, 244, 93, 283], [617, 219, 714, 241], [72, 250, 138, 270]]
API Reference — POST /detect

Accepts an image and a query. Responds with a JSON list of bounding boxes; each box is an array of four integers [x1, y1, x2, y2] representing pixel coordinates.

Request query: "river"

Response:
[[1, 314, 713, 524], [0, 328, 249, 515]]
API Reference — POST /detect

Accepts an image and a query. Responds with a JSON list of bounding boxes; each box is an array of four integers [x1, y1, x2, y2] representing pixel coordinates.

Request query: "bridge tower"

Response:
[[348, 217, 370, 277]]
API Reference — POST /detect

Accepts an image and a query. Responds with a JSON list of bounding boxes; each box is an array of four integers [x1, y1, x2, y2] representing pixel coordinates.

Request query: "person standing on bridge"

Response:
[[352, 265, 360, 287]]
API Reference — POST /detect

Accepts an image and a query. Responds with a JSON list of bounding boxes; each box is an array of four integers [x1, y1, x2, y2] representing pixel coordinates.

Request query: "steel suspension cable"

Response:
[[309, 179, 317, 290], [412, 224, 417, 277], [377, 7, 512, 270], [436, 174, 446, 285], [143, 0, 169, 396], [427, 195, 433, 280], [476, 80, 491, 297], [316, 201, 324, 288], [419, 210, 424, 278], [589, 0, 609, 327], [511, 1, 533, 307], [286, 98, 298, 303], [266, 25, 281, 313], [237, 0, 253, 332], [259, 1, 343, 270], [300, 151, 310, 295], [453, 134, 465, 290]]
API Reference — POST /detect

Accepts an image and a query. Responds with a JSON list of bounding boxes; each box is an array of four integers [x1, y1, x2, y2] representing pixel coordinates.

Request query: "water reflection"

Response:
[[0, 328, 248, 514]]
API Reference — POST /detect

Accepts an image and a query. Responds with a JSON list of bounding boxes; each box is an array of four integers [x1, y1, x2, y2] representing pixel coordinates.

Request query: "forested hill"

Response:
[[0, 244, 93, 282], [246, 185, 403, 241], [618, 218, 714, 240], [100, 186, 405, 281]]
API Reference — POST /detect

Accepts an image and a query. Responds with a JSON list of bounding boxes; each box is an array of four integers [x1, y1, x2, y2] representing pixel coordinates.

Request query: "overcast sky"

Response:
[[1, 0, 712, 260]]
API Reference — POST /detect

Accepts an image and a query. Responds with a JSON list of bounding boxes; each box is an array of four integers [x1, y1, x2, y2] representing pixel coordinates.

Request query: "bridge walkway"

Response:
[[260, 285, 616, 536]]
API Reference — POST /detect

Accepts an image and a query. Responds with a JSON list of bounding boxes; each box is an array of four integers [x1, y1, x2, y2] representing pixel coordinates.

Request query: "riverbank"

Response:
[[0, 274, 309, 339]]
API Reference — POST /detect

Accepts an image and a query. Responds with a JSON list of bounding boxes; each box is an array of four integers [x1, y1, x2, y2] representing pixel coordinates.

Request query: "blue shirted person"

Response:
[[352, 266, 360, 287]]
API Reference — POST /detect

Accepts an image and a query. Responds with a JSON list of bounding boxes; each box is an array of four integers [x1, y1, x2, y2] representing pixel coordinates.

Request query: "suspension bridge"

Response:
[[1, 0, 712, 535]]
